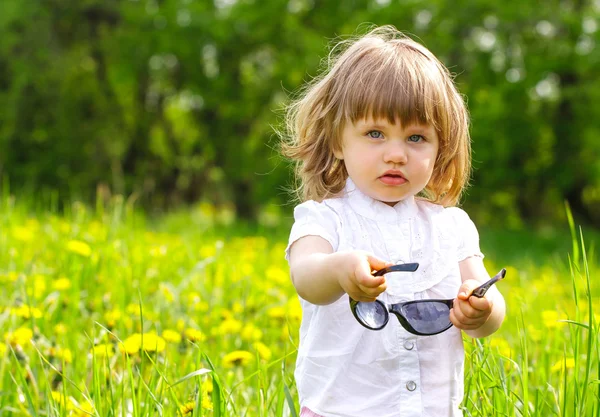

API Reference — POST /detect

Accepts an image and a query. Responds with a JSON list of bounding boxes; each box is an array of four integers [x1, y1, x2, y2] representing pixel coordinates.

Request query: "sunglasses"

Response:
[[349, 263, 506, 336]]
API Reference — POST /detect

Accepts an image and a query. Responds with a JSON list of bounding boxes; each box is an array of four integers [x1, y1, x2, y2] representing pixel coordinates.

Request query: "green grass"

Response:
[[0, 194, 598, 416]]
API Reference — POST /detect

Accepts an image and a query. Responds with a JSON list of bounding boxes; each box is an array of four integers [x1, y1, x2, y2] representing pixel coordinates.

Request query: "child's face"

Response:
[[334, 117, 439, 206]]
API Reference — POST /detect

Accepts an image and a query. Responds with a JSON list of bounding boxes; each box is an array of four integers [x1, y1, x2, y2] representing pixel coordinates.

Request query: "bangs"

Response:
[[337, 41, 446, 129]]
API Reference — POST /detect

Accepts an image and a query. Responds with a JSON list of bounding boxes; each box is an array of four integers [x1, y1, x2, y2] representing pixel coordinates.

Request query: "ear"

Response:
[[333, 146, 344, 160]]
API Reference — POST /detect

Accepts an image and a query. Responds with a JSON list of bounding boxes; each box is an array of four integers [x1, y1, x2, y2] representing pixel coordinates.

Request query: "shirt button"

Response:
[[403, 340, 415, 350], [406, 381, 417, 391]]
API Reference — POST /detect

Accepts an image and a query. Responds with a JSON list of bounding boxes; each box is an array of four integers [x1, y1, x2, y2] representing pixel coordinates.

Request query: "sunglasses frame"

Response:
[[350, 265, 507, 336]]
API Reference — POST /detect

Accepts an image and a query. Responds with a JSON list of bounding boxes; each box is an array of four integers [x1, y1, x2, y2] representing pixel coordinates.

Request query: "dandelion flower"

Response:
[[241, 324, 263, 342], [541, 310, 567, 329], [9, 305, 43, 319], [162, 329, 182, 344], [267, 306, 286, 320], [12, 226, 34, 242], [551, 357, 575, 372], [184, 328, 206, 343], [49, 347, 73, 363], [217, 318, 242, 336], [5, 327, 33, 346], [120, 333, 166, 354], [179, 401, 196, 415], [52, 277, 72, 291], [253, 342, 272, 361], [91, 343, 115, 358], [67, 240, 92, 257], [222, 350, 254, 368], [489, 337, 511, 358]]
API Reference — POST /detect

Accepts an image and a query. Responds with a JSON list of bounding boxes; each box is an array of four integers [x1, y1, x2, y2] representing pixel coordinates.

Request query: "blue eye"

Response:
[[408, 134, 424, 143], [367, 130, 384, 139]]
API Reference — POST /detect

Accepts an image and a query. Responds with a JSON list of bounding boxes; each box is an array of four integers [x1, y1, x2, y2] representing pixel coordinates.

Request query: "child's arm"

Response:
[[450, 256, 506, 338], [288, 235, 392, 305]]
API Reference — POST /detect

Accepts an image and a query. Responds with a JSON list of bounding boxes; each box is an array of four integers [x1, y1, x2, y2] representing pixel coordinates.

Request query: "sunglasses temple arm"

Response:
[[471, 268, 507, 298], [373, 263, 420, 276]]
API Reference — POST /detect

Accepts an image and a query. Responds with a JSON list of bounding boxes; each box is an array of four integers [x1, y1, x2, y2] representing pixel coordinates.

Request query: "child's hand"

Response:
[[449, 279, 494, 331], [337, 251, 392, 302]]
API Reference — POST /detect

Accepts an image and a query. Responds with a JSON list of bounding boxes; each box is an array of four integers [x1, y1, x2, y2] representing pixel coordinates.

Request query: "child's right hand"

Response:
[[337, 251, 393, 302]]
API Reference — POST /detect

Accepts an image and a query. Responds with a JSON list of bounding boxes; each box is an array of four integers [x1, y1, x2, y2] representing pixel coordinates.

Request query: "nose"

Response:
[[383, 141, 408, 165]]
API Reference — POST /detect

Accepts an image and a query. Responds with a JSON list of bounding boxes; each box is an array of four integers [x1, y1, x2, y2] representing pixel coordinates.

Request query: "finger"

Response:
[[457, 298, 488, 319], [468, 296, 492, 311], [457, 280, 481, 300], [356, 269, 385, 288], [450, 308, 486, 330], [366, 254, 393, 273], [358, 281, 387, 298]]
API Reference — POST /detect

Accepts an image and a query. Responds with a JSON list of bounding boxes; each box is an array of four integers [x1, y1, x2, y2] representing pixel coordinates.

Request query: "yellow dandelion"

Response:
[[0, 272, 19, 283], [222, 350, 254, 368], [67, 240, 92, 257], [232, 302, 243, 314], [526, 324, 542, 341], [241, 324, 263, 342], [287, 299, 302, 322], [542, 310, 567, 329], [27, 274, 47, 299], [91, 343, 115, 358], [54, 323, 68, 335], [179, 401, 196, 415], [149, 245, 168, 257], [192, 301, 209, 312], [52, 277, 72, 291], [104, 309, 122, 328], [120, 333, 166, 354], [217, 318, 242, 335], [5, 327, 33, 346], [126, 303, 140, 315], [49, 347, 73, 363], [199, 244, 217, 259], [489, 337, 511, 358], [51, 391, 68, 407], [160, 284, 175, 303], [201, 378, 213, 394], [551, 357, 576, 372], [162, 329, 182, 344], [12, 226, 34, 242], [184, 328, 206, 343], [72, 399, 94, 416], [9, 305, 43, 319], [176, 319, 186, 332], [253, 342, 272, 361], [266, 266, 289, 285], [267, 306, 286, 320]]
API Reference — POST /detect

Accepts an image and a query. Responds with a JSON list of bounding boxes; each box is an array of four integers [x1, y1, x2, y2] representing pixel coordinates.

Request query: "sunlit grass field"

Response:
[[1, 194, 598, 416]]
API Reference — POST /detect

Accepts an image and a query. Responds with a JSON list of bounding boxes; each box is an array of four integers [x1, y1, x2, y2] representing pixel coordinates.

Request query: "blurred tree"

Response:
[[0, 0, 599, 227]]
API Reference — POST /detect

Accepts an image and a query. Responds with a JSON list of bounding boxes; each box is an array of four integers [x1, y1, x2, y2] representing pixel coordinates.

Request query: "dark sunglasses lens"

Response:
[[402, 302, 452, 334], [355, 301, 388, 329]]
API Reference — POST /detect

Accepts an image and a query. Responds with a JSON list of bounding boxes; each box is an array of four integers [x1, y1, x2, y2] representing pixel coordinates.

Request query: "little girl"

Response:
[[281, 26, 506, 417]]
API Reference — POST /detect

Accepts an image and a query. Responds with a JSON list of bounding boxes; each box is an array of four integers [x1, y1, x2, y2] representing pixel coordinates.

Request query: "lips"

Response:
[[379, 171, 407, 186]]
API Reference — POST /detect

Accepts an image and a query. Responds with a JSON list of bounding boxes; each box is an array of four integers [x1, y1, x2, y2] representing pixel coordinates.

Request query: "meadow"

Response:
[[0, 193, 598, 416]]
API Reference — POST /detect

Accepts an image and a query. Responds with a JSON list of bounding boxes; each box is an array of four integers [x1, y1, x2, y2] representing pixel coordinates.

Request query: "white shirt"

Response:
[[286, 179, 483, 417]]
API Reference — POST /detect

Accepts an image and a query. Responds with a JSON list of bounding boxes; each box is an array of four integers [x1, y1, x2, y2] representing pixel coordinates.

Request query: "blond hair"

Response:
[[281, 25, 471, 206]]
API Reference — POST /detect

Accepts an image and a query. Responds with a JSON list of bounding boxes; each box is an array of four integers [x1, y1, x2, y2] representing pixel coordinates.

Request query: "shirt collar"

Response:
[[342, 178, 418, 222]]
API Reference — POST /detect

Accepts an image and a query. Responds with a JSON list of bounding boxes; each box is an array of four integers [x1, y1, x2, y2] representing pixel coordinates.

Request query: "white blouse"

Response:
[[286, 179, 483, 417]]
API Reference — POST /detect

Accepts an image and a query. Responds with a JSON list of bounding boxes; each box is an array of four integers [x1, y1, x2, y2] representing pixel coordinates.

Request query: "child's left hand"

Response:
[[449, 279, 494, 331]]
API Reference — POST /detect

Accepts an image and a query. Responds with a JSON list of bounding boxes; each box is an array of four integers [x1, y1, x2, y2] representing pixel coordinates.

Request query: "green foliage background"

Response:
[[1, 0, 600, 227]]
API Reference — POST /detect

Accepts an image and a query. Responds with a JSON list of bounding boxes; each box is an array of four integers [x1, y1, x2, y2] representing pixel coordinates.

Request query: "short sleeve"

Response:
[[447, 207, 484, 262], [285, 200, 340, 262]]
